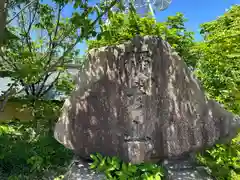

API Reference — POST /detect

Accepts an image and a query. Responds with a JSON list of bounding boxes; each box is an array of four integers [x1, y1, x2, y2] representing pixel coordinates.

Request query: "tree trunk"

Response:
[[0, 0, 7, 45]]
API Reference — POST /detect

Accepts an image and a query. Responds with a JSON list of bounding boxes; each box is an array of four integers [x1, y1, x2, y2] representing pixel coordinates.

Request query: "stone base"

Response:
[[63, 156, 215, 180], [161, 158, 214, 180], [63, 157, 105, 180]]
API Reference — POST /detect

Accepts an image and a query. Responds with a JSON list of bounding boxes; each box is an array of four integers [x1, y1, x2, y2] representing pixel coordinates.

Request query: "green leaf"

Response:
[[226, 53, 240, 58], [89, 160, 99, 170], [91, 31, 97, 37]]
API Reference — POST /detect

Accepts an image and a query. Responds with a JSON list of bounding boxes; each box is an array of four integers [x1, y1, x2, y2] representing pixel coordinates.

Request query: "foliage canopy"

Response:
[[195, 5, 240, 114], [88, 10, 197, 68], [195, 5, 240, 180], [0, 0, 120, 110]]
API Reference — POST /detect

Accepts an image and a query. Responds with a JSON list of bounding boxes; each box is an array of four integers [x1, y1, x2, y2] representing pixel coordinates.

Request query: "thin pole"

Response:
[[146, 0, 156, 20]]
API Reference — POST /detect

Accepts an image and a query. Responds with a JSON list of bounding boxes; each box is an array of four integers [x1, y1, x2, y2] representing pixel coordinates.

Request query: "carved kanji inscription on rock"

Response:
[[54, 36, 240, 164]]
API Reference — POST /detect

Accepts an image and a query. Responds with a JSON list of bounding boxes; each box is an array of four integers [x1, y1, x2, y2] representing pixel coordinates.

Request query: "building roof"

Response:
[[0, 64, 81, 101]]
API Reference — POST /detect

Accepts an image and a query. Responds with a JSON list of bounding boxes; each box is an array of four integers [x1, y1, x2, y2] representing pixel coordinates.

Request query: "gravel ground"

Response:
[[62, 157, 105, 180], [162, 159, 215, 180]]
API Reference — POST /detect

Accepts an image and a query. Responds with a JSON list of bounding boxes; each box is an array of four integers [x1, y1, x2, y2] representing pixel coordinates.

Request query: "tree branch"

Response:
[[0, 0, 7, 44], [39, 71, 61, 98], [19, 2, 38, 54], [0, 0, 119, 103], [45, 3, 63, 70], [0, 47, 18, 70], [36, 4, 64, 97], [44, 0, 119, 74], [20, 79, 30, 95], [36, 72, 52, 97], [6, 0, 38, 25], [17, 2, 39, 95], [0, 80, 24, 112], [37, 0, 118, 73]]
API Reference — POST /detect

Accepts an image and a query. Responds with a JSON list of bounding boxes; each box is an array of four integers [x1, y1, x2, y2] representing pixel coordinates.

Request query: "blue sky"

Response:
[[47, 0, 240, 55], [156, 0, 240, 40]]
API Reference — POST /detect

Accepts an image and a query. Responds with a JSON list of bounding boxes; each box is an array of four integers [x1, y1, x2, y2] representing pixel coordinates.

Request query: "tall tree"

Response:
[[0, 0, 36, 45], [0, 0, 120, 110]]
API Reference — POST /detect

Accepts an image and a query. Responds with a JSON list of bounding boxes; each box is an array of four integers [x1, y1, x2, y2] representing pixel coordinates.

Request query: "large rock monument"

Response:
[[54, 36, 240, 179]]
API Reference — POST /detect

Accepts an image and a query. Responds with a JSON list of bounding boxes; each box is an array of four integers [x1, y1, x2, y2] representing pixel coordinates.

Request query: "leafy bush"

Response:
[[87, 10, 197, 68], [194, 5, 240, 180], [90, 153, 164, 180], [196, 134, 240, 180], [0, 120, 73, 180], [195, 5, 240, 114]]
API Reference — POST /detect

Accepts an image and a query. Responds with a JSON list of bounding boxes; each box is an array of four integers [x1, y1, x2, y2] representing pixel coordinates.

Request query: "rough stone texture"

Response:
[[54, 35, 240, 164]]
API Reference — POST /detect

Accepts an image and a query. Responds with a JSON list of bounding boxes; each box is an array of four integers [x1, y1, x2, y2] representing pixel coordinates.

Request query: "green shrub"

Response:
[[194, 5, 240, 179], [90, 153, 164, 180], [0, 121, 73, 180], [195, 5, 240, 114], [87, 11, 197, 68], [196, 134, 240, 180]]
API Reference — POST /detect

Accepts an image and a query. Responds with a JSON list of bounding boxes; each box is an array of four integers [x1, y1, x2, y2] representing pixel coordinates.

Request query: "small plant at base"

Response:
[[53, 175, 65, 180], [90, 153, 164, 180], [196, 134, 240, 180], [0, 121, 73, 179]]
